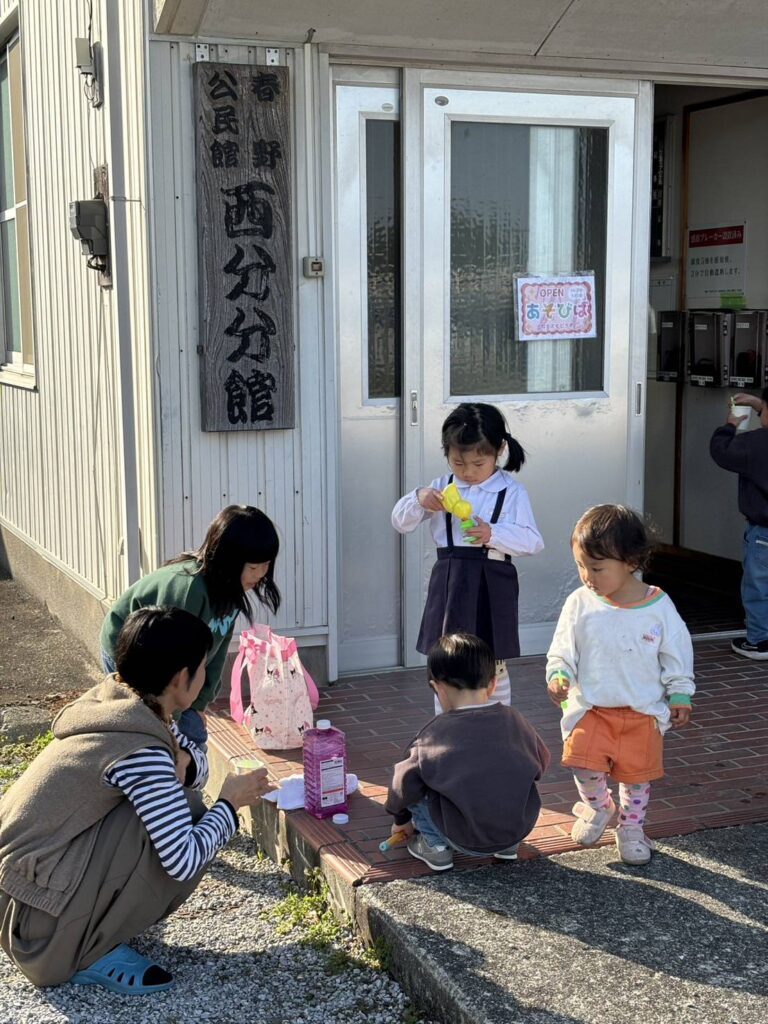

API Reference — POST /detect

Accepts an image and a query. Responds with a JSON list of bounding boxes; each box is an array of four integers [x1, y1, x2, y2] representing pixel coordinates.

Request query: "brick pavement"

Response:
[[209, 638, 768, 884]]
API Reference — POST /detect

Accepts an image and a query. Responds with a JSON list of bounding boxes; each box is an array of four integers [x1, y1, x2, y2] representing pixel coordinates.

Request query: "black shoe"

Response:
[[731, 638, 768, 660]]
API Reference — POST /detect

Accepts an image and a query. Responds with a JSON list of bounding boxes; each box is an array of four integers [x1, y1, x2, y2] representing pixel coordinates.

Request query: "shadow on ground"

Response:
[[360, 823, 768, 1024]]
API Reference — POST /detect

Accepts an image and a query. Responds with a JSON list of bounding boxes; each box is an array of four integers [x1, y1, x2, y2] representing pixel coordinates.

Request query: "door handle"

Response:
[[410, 390, 419, 426]]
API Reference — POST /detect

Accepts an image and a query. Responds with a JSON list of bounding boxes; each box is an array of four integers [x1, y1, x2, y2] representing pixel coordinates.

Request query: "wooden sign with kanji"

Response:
[[194, 63, 294, 431]]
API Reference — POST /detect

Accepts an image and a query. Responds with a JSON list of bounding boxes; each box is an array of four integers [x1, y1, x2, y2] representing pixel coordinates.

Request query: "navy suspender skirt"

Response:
[[416, 484, 520, 659]]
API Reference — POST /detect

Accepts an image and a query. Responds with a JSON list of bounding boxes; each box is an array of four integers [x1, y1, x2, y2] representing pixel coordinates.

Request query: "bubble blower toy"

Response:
[[379, 829, 410, 852], [441, 482, 478, 542], [551, 670, 570, 710]]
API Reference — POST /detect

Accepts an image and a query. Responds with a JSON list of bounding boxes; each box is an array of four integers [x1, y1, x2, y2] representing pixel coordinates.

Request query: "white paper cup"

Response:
[[734, 406, 752, 432]]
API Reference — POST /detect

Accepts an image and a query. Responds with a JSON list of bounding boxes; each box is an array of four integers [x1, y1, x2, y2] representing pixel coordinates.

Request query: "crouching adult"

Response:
[[0, 606, 273, 995]]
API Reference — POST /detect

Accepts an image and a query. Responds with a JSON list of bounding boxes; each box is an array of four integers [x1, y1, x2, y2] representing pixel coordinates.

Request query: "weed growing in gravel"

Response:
[[0, 732, 53, 794], [402, 1008, 425, 1024], [357, 936, 393, 972], [267, 868, 395, 978], [324, 937, 393, 975], [268, 869, 344, 950]]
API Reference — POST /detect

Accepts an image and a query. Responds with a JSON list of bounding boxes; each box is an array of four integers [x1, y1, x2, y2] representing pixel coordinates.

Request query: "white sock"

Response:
[[494, 661, 511, 706]]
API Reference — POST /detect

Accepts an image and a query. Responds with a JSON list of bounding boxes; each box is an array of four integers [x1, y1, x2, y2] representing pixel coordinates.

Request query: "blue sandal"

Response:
[[70, 943, 174, 994]]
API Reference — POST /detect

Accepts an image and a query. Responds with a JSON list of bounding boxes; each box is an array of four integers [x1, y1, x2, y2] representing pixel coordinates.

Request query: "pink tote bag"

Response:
[[229, 625, 318, 749]]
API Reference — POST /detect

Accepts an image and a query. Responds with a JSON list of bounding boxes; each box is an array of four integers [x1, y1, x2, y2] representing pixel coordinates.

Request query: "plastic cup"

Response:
[[230, 756, 265, 775]]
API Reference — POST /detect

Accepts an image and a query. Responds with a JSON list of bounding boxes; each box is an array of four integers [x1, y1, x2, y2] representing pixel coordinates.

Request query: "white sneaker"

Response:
[[570, 799, 616, 846], [615, 825, 656, 865], [493, 844, 519, 861]]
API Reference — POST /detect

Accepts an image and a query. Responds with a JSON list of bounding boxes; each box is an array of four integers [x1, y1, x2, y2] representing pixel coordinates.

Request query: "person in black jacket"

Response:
[[710, 388, 768, 659]]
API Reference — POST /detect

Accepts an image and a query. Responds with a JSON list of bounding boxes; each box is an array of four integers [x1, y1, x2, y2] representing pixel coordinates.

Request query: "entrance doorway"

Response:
[[335, 69, 649, 674], [645, 86, 768, 636]]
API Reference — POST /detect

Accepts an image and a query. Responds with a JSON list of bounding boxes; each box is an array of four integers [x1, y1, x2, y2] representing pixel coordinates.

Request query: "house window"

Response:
[[0, 32, 33, 376]]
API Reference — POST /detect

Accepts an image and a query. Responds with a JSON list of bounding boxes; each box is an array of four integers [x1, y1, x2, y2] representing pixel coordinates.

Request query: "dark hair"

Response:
[[427, 632, 496, 691], [571, 504, 653, 571], [169, 505, 281, 621], [441, 403, 525, 473], [761, 386, 768, 405], [114, 607, 213, 752], [115, 606, 213, 697]]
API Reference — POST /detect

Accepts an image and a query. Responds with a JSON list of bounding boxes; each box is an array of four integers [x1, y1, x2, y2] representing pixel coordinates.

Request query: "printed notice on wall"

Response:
[[514, 274, 596, 341], [686, 223, 746, 307]]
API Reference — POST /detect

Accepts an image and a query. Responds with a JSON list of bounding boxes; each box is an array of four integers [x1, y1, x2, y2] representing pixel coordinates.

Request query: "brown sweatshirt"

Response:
[[385, 702, 550, 853]]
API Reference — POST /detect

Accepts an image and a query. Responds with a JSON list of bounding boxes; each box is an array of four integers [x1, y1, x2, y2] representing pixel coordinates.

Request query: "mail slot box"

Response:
[[729, 311, 766, 389], [656, 311, 686, 382], [687, 311, 732, 388]]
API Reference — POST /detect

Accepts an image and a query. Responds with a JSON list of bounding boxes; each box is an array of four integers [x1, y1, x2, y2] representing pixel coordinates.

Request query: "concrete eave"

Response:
[[153, 0, 768, 75]]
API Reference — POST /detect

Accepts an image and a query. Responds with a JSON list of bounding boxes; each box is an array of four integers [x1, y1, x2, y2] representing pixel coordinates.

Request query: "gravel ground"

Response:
[[0, 834, 431, 1024]]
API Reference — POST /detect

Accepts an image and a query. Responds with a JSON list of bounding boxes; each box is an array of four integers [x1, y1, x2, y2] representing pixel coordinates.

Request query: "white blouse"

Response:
[[391, 469, 544, 558]]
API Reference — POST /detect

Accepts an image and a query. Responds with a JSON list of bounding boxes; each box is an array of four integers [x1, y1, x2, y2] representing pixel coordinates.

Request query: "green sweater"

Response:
[[100, 560, 238, 711]]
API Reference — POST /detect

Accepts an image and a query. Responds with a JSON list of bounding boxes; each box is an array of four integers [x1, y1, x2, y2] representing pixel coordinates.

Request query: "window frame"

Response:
[[0, 22, 35, 387]]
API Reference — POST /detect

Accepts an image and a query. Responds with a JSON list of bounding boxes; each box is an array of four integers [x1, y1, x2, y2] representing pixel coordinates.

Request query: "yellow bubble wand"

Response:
[[441, 482, 477, 541]]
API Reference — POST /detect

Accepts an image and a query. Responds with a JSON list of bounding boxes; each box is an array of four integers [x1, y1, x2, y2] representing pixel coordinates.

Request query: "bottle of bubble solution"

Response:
[[303, 719, 348, 819]]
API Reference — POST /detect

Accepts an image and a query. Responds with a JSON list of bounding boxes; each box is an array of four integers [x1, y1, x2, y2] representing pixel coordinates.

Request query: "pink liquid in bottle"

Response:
[[303, 719, 348, 819]]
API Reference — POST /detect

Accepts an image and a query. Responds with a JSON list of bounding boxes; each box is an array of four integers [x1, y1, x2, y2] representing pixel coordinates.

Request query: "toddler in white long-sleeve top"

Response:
[[392, 403, 544, 711], [547, 505, 695, 865]]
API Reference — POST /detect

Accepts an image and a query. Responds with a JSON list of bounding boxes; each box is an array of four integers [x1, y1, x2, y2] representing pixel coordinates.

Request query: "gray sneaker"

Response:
[[407, 833, 454, 872]]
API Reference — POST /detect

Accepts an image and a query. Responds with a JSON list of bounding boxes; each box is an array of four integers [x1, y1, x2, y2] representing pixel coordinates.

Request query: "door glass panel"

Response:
[[450, 122, 607, 395], [366, 119, 401, 399]]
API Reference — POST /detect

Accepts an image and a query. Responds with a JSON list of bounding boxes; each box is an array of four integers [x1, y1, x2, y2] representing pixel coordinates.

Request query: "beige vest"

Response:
[[0, 679, 174, 917]]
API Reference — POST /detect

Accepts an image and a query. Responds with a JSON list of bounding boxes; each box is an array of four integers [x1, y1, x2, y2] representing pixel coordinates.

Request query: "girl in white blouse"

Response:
[[392, 403, 544, 710]]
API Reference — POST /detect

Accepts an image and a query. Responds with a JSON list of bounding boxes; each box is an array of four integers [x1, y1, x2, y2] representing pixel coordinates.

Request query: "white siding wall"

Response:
[[0, 0, 156, 600], [116, 0, 160, 575], [148, 41, 329, 636]]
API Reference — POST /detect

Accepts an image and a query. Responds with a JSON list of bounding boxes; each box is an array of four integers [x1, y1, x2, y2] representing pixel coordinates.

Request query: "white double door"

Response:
[[336, 68, 650, 674]]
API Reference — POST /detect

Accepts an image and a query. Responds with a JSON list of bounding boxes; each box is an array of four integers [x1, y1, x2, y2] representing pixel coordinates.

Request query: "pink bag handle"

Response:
[[229, 645, 247, 724], [230, 626, 320, 717], [304, 666, 320, 710]]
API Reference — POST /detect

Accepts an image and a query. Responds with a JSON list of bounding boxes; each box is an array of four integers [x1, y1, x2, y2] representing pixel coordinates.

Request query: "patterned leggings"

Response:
[[573, 770, 651, 829]]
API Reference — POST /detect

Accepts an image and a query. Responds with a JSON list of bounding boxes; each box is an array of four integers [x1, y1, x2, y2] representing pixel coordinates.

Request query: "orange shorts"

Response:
[[562, 706, 664, 783]]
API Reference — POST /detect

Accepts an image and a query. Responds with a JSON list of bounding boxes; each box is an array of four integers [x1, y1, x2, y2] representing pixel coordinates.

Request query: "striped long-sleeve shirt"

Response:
[[104, 721, 238, 881]]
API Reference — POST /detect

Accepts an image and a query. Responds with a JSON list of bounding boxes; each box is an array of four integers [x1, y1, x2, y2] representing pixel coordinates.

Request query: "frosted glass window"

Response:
[[450, 122, 607, 395], [365, 119, 401, 399]]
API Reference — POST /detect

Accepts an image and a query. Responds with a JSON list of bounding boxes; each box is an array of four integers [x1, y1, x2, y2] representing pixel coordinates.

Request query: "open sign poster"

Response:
[[515, 274, 597, 341]]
